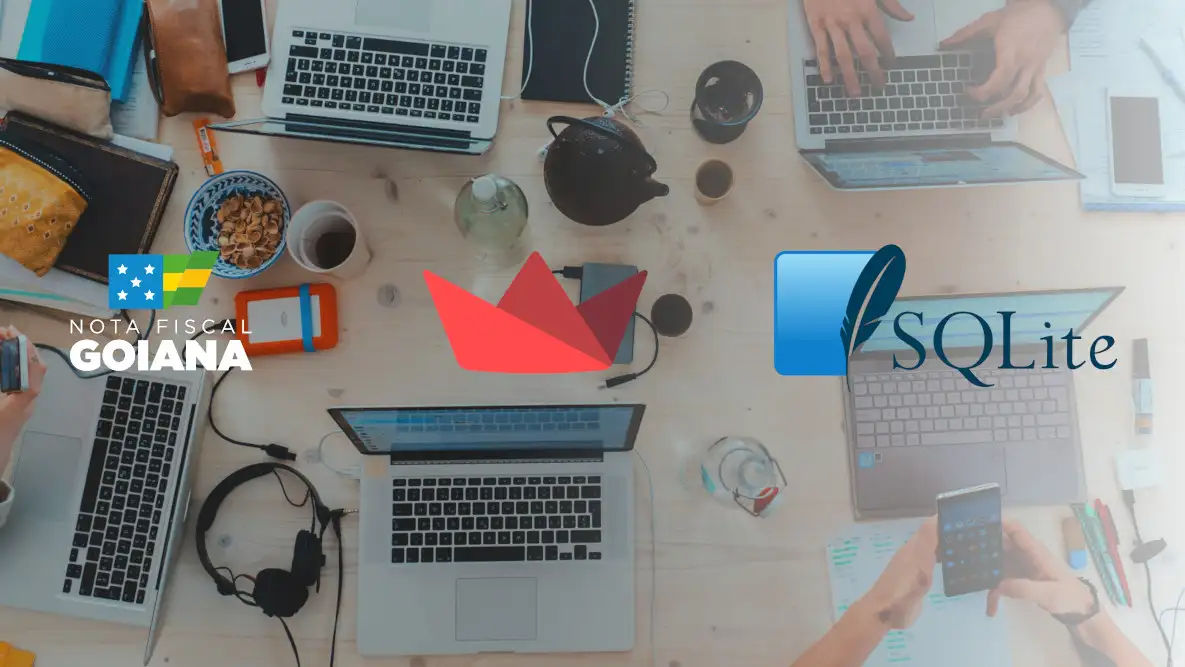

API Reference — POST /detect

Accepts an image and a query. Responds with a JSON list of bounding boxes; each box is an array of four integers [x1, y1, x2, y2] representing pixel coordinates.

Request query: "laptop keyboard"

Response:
[[392, 476, 604, 564], [851, 369, 1072, 448], [284, 29, 488, 124], [392, 407, 601, 434], [804, 53, 1005, 136], [62, 375, 189, 605]]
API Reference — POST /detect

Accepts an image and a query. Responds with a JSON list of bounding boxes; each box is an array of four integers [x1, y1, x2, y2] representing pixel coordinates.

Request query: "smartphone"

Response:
[[1106, 92, 1166, 198], [0, 335, 29, 394], [579, 263, 638, 365], [220, 0, 270, 73], [937, 483, 1003, 597]]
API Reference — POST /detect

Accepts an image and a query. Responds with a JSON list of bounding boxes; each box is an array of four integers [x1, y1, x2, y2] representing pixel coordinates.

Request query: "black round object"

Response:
[[1131, 538, 1167, 564], [544, 116, 670, 226], [651, 294, 693, 337], [253, 568, 309, 618], [691, 60, 764, 144]]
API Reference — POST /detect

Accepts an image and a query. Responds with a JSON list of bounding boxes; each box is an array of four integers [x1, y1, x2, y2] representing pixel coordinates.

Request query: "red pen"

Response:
[[1096, 500, 1133, 607]]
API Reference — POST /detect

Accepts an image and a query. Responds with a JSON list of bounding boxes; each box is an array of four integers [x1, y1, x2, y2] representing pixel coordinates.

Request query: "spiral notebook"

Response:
[[521, 0, 636, 104]]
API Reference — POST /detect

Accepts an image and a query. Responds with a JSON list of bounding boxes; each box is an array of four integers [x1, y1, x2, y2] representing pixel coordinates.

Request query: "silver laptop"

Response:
[[211, 0, 512, 154], [330, 404, 642, 656], [845, 288, 1123, 518], [787, 0, 1082, 189], [0, 356, 208, 626]]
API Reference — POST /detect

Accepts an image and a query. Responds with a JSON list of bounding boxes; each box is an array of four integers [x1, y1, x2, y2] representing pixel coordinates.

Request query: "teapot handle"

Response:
[[545, 115, 658, 173]]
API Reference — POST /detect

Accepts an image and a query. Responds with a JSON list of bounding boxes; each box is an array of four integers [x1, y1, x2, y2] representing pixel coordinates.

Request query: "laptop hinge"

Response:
[[285, 113, 474, 140], [824, 132, 992, 153]]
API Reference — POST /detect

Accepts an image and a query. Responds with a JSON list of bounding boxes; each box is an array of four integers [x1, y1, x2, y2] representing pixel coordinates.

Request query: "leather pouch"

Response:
[[0, 136, 90, 276], [0, 58, 114, 139], [144, 0, 236, 117]]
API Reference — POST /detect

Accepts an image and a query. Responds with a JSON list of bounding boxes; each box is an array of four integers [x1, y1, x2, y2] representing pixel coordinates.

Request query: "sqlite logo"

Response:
[[774, 245, 1118, 387], [424, 252, 646, 373]]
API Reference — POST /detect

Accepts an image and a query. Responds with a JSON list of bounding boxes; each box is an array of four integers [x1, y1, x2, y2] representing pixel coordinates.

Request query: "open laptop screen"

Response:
[[330, 405, 645, 456], [858, 288, 1121, 354], [801, 143, 1082, 189]]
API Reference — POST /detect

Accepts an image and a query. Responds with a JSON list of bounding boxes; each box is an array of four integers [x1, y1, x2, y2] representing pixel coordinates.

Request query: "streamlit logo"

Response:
[[774, 245, 905, 377]]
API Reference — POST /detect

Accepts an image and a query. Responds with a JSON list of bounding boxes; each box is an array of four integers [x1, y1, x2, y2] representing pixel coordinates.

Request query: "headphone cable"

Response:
[[194, 321, 297, 461]]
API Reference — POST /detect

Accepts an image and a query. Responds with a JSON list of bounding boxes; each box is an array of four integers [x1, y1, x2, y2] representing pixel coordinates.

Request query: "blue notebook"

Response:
[[17, 0, 142, 101]]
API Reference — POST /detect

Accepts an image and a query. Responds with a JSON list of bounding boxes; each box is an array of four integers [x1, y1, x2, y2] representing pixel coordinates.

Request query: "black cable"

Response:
[[207, 367, 296, 461], [34, 309, 156, 380], [604, 312, 659, 388], [278, 616, 301, 667], [1123, 490, 1174, 666], [196, 320, 296, 461], [329, 511, 345, 667]]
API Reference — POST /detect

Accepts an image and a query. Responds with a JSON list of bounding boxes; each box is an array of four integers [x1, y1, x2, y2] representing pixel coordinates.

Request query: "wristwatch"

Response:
[[1052, 578, 1100, 626]]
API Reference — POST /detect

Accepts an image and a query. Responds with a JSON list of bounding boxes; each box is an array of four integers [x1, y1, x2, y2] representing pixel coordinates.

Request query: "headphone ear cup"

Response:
[[290, 530, 325, 588], [253, 568, 308, 618]]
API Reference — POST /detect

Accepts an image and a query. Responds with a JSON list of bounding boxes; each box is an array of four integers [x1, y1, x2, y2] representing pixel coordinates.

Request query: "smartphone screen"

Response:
[[937, 484, 1002, 597], [222, 0, 268, 62], [0, 337, 23, 394], [1110, 96, 1164, 185]]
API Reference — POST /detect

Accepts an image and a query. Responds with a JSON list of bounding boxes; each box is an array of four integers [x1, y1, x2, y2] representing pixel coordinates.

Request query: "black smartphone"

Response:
[[0, 335, 29, 394], [937, 483, 1003, 596], [579, 263, 638, 365]]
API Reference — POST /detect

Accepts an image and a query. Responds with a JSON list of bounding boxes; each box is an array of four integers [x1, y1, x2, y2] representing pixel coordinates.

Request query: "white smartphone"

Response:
[[220, 0, 270, 74], [1106, 91, 1166, 198]]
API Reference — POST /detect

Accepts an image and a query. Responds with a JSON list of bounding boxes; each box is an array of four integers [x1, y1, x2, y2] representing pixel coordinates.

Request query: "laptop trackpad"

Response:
[[862, 445, 1005, 511], [13, 432, 82, 521], [355, 0, 432, 33], [456, 578, 537, 641]]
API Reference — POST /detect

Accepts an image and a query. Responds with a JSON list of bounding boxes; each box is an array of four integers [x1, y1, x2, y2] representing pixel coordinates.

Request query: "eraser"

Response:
[[1063, 517, 1088, 570]]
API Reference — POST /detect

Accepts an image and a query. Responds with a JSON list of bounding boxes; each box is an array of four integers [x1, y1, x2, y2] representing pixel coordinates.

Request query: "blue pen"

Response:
[[1140, 38, 1185, 105]]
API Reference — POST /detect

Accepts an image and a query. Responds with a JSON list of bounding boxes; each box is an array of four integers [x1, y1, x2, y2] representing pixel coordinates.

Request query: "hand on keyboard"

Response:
[[940, 0, 1067, 117], [802, 0, 915, 96]]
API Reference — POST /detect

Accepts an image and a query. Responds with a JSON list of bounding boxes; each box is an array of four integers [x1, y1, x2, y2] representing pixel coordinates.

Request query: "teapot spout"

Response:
[[645, 180, 671, 199]]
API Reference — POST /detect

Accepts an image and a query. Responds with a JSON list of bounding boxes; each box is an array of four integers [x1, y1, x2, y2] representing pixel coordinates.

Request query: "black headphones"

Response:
[[196, 463, 347, 666]]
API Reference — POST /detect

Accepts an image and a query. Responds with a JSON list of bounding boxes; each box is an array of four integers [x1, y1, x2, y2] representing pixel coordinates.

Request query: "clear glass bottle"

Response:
[[454, 174, 529, 257]]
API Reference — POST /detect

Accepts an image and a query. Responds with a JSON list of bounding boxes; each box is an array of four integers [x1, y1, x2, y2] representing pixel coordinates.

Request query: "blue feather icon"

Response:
[[839, 244, 906, 366]]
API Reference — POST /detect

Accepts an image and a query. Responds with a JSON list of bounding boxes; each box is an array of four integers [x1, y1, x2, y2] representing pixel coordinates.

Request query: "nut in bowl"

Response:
[[184, 171, 291, 279], [216, 194, 283, 270]]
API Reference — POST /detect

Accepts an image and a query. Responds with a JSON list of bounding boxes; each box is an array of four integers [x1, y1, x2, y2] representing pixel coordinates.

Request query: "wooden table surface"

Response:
[[3, 1, 1184, 665]]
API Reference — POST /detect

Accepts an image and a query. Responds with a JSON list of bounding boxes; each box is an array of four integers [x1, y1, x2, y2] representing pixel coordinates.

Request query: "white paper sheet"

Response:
[[827, 520, 1012, 667]]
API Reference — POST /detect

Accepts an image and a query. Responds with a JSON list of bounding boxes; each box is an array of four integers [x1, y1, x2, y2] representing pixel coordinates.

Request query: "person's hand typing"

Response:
[[940, 0, 1067, 118], [803, 0, 915, 97], [986, 520, 1095, 618], [859, 517, 938, 629]]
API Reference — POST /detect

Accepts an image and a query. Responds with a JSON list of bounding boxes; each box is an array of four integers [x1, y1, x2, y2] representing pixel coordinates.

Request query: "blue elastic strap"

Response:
[[299, 284, 315, 352]]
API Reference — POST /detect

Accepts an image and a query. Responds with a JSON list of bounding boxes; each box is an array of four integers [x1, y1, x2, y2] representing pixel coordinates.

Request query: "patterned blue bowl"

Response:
[[184, 170, 291, 279]]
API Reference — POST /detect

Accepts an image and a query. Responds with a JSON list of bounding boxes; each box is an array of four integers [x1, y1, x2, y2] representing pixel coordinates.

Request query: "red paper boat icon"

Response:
[[424, 252, 647, 373]]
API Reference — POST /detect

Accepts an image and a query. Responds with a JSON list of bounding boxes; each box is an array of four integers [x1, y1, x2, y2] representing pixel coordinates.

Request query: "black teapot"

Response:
[[543, 116, 670, 226]]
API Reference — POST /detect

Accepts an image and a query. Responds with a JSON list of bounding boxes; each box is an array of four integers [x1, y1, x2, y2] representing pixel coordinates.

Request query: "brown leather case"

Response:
[[145, 0, 236, 118]]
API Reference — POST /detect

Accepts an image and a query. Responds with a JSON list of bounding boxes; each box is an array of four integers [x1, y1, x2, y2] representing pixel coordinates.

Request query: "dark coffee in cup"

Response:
[[695, 159, 734, 204], [313, 225, 357, 269]]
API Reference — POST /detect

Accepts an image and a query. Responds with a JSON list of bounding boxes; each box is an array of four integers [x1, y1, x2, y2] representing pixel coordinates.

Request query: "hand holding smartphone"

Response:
[[0, 335, 29, 394], [937, 483, 1003, 597]]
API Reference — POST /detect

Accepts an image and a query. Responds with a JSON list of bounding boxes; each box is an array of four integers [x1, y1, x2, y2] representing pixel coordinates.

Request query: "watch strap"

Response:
[[1051, 577, 1100, 626]]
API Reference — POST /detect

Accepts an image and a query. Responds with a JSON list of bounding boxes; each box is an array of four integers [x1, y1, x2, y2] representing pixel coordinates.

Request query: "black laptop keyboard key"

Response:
[[62, 375, 188, 604], [392, 475, 605, 563], [454, 546, 524, 562]]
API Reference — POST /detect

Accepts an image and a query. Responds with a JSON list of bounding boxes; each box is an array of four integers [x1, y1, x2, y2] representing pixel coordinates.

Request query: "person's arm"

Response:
[[987, 521, 1153, 667], [793, 519, 938, 667], [801, 0, 915, 97], [0, 327, 46, 530], [791, 597, 891, 667]]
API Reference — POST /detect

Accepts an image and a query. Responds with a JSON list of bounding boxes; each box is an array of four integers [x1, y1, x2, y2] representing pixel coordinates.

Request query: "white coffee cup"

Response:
[[287, 201, 371, 279]]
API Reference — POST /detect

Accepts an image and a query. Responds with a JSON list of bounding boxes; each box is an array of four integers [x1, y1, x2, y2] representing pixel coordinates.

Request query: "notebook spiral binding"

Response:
[[623, 0, 637, 100]]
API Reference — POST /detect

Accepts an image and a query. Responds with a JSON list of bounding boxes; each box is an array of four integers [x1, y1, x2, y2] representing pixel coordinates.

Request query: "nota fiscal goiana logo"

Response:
[[68, 253, 253, 373]]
